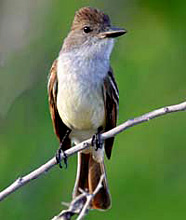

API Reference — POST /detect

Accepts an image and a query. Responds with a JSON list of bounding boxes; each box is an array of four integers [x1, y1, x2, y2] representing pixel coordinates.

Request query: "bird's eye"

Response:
[[83, 26, 92, 33]]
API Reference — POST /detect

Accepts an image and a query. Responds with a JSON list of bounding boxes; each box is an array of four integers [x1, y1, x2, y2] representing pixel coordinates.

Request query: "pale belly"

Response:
[[57, 74, 105, 132]]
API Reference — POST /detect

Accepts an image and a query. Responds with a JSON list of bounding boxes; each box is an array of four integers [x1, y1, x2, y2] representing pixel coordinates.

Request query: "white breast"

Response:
[[57, 51, 109, 132]]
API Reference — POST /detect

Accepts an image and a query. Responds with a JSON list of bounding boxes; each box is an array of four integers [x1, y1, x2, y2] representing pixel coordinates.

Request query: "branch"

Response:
[[0, 101, 185, 202], [51, 175, 105, 220]]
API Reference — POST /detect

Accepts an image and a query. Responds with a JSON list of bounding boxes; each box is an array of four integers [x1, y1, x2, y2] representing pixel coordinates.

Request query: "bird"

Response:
[[48, 6, 126, 210]]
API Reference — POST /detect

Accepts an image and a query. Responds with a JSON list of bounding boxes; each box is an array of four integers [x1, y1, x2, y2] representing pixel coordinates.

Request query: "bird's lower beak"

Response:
[[99, 27, 127, 38]]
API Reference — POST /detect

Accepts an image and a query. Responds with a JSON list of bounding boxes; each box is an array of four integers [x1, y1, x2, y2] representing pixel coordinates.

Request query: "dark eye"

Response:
[[83, 26, 92, 33]]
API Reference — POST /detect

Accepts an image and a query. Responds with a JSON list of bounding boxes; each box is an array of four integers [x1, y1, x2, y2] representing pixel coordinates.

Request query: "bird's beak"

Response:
[[98, 27, 127, 38]]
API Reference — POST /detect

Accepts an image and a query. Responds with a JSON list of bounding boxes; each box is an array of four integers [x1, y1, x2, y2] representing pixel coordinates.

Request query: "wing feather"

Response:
[[48, 59, 71, 150], [103, 67, 119, 159]]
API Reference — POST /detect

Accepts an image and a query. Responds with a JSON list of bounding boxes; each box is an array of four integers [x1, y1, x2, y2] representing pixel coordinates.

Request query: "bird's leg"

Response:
[[91, 126, 103, 151], [56, 130, 71, 169]]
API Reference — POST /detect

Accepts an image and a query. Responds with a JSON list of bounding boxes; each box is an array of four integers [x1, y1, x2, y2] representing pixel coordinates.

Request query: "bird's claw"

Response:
[[56, 147, 68, 169], [91, 133, 103, 151]]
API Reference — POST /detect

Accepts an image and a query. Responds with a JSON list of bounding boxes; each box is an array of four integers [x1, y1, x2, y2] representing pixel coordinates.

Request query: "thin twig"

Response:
[[0, 101, 185, 201], [77, 175, 105, 220], [51, 193, 87, 220], [51, 175, 105, 220]]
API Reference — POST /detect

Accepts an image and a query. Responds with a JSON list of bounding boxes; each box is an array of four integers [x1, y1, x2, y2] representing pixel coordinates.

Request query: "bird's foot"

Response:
[[56, 144, 68, 169], [91, 132, 103, 151]]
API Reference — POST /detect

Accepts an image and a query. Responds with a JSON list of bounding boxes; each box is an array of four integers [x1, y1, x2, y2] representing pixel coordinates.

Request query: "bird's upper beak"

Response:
[[98, 27, 127, 38]]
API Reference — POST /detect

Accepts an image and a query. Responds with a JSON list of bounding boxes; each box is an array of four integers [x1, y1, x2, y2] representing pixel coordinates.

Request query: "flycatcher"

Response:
[[48, 7, 126, 210]]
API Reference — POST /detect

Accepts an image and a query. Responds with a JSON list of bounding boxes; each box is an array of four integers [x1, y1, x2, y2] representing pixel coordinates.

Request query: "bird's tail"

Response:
[[72, 152, 111, 210]]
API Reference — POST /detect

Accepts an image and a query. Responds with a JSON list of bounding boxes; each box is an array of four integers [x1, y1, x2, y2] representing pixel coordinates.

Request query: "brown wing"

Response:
[[103, 67, 119, 159], [48, 59, 71, 150]]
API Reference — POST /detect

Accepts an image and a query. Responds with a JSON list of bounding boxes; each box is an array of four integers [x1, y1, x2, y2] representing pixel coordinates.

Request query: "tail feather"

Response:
[[73, 152, 111, 210]]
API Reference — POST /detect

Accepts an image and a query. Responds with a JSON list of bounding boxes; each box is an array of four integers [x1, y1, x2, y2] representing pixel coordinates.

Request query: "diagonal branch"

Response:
[[0, 101, 185, 201]]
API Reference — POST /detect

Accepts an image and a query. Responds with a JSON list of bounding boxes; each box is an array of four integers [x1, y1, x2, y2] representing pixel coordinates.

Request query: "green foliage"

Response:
[[0, 0, 186, 219]]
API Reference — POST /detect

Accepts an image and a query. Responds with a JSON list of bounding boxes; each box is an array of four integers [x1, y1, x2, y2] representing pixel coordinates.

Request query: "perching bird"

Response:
[[48, 7, 126, 210]]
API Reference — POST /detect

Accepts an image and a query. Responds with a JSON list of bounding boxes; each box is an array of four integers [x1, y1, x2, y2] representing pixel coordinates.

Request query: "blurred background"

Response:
[[0, 0, 186, 219]]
